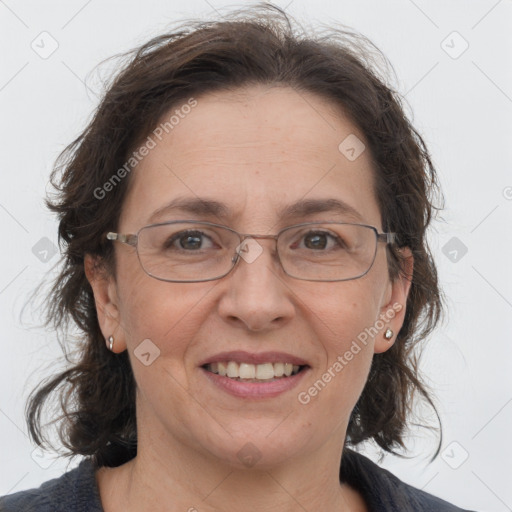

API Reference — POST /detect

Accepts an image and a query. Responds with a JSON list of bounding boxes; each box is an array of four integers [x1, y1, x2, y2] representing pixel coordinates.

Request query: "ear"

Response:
[[374, 247, 413, 354], [84, 254, 127, 353]]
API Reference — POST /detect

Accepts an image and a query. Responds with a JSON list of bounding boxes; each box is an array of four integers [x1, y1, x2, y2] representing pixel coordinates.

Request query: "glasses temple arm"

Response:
[[106, 232, 138, 246], [377, 232, 397, 245]]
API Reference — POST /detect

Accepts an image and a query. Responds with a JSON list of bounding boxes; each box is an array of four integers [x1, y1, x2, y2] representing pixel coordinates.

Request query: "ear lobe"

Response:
[[374, 247, 413, 354], [84, 254, 127, 352]]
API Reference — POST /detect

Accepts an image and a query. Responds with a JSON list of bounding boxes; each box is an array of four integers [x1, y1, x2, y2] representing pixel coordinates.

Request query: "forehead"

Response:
[[120, 85, 382, 231]]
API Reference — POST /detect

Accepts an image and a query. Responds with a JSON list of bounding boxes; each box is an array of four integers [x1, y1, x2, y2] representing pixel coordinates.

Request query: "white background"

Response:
[[1, 1, 511, 510]]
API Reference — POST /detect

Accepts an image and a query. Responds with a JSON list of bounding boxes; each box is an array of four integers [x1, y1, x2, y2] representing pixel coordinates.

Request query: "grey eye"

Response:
[[165, 230, 215, 250]]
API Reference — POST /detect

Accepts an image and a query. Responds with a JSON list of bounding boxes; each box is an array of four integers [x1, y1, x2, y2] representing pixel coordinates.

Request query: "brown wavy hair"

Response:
[[26, 3, 445, 468]]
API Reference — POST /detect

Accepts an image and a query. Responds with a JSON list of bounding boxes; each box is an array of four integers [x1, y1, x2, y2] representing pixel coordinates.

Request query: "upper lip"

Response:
[[199, 350, 310, 367]]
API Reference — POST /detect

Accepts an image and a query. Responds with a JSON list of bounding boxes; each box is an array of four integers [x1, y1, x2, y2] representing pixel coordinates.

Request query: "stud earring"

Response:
[[107, 335, 114, 351], [384, 329, 393, 340]]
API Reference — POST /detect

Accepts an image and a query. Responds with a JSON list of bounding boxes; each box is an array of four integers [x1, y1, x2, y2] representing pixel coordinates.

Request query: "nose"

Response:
[[216, 236, 295, 332]]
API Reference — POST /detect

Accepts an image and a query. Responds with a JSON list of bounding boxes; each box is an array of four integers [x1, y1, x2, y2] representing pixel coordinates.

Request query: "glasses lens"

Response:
[[278, 223, 378, 281], [135, 222, 378, 282], [137, 222, 237, 282]]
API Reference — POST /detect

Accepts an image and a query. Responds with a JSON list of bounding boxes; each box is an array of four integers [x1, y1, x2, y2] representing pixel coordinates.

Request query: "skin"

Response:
[[86, 84, 413, 512]]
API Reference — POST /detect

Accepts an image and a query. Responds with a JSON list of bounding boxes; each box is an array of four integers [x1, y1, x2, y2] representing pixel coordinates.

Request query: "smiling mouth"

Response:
[[203, 361, 307, 382]]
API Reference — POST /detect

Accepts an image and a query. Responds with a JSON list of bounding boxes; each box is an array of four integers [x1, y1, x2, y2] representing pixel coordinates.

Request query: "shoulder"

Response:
[[0, 459, 103, 512], [341, 448, 478, 512]]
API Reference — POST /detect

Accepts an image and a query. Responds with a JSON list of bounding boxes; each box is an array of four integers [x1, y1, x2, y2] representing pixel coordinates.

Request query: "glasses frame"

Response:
[[106, 220, 397, 283]]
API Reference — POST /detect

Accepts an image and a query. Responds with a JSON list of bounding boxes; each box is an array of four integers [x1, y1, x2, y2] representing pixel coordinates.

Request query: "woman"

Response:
[[0, 4, 476, 511]]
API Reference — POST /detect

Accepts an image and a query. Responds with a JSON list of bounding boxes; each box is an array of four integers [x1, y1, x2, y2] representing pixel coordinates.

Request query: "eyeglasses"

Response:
[[106, 220, 396, 283]]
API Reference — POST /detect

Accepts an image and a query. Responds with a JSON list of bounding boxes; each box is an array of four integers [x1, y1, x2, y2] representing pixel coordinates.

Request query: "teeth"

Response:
[[274, 362, 284, 377], [239, 363, 256, 379], [218, 362, 227, 376], [205, 361, 303, 380], [256, 363, 274, 380], [227, 361, 238, 378]]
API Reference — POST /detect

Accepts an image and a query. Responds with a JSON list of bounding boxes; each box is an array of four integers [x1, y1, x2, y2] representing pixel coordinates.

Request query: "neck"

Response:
[[96, 429, 363, 512]]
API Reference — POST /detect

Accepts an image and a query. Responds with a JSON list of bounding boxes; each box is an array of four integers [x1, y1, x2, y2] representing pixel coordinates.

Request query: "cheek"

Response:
[[116, 277, 206, 410], [294, 300, 377, 439], [306, 277, 383, 346], [115, 258, 204, 357], [304, 279, 384, 392]]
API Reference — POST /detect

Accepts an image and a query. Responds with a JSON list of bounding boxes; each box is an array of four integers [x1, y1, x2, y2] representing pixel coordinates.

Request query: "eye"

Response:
[[165, 230, 217, 251], [296, 230, 346, 251]]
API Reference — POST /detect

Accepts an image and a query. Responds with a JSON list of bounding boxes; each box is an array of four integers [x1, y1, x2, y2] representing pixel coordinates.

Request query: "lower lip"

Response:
[[201, 367, 310, 399]]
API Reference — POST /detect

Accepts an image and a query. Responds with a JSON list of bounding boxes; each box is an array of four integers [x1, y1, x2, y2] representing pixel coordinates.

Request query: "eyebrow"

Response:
[[147, 196, 365, 224]]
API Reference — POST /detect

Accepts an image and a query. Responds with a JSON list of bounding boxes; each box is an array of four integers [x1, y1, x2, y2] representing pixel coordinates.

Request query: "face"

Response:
[[87, 85, 412, 471]]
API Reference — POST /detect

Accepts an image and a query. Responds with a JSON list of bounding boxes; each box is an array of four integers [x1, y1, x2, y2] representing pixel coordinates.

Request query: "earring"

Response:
[[107, 335, 114, 351], [384, 328, 393, 340]]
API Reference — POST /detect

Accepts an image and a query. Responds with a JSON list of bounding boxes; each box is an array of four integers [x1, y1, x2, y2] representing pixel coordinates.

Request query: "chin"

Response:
[[196, 424, 313, 471]]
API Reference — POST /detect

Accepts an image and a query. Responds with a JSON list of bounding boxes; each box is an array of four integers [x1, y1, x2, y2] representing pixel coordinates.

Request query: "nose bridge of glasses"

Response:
[[240, 232, 279, 248], [231, 232, 281, 267], [239, 233, 279, 245]]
